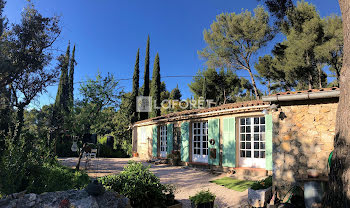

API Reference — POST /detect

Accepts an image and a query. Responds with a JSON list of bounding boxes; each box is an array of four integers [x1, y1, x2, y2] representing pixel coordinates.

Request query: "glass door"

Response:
[[192, 122, 208, 163], [160, 126, 167, 158], [239, 117, 266, 168]]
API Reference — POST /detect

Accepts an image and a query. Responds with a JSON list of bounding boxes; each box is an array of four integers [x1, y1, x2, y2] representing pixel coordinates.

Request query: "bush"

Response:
[[189, 190, 216, 205], [99, 161, 173, 208], [0, 146, 90, 195], [26, 163, 90, 194], [250, 176, 272, 190]]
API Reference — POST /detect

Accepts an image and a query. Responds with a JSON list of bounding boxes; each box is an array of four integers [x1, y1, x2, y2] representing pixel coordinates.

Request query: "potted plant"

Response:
[[248, 176, 273, 207], [132, 152, 139, 157], [189, 190, 216, 208], [165, 184, 182, 208], [167, 150, 181, 166]]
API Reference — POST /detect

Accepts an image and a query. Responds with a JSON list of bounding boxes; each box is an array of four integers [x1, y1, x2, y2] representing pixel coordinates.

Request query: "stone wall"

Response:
[[0, 189, 130, 208], [271, 99, 337, 196]]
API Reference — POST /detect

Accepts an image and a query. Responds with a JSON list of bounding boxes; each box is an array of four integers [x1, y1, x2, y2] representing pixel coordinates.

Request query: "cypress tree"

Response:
[[150, 53, 161, 118], [68, 44, 76, 107], [130, 49, 140, 123], [55, 42, 70, 113], [140, 35, 150, 120]]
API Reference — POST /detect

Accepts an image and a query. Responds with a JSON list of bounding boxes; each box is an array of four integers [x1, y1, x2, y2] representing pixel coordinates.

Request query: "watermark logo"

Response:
[[136, 96, 215, 112], [136, 96, 152, 112]]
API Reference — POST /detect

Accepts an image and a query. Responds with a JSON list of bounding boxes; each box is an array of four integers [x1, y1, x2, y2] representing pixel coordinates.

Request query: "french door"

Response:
[[160, 126, 167, 158], [192, 122, 208, 163], [239, 117, 266, 168]]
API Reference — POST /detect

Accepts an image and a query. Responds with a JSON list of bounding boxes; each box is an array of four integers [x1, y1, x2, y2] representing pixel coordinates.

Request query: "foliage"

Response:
[[68, 44, 76, 107], [189, 68, 253, 105], [210, 177, 255, 192], [97, 136, 129, 158], [257, 1, 343, 91], [2, 2, 61, 144], [74, 72, 122, 135], [0, 130, 89, 195], [55, 42, 71, 114], [150, 53, 161, 118], [250, 176, 272, 190], [130, 48, 140, 123], [189, 190, 216, 205], [169, 84, 182, 100], [141, 35, 150, 120], [167, 150, 181, 165], [198, 6, 274, 98], [25, 163, 90, 194], [99, 161, 172, 208]]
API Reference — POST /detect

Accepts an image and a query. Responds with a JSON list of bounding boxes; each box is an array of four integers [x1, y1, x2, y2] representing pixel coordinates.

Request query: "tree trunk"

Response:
[[76, 143, 87, 171], [325, 0, 350, 207], [247, 68, 260, 100]]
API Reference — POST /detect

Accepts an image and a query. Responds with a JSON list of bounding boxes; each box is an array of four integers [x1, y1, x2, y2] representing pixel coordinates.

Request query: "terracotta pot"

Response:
[[132, 152, 139, 157]]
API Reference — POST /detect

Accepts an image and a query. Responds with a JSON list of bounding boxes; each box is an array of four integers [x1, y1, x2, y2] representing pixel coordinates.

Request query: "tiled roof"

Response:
[[134, 100, 269, 125], [272, 87, 339, 96]]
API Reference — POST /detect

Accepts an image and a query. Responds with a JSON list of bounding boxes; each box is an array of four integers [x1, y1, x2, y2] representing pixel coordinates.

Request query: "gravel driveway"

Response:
[[59, 158, 249, 208]]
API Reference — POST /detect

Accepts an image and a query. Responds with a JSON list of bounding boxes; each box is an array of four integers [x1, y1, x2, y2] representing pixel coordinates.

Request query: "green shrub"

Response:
[[189, 190, 216, 205], [99, 161, 172, 208], [250, 176, 272, 190], [26, 163, 90, 194], [0, 146, 90, 195]]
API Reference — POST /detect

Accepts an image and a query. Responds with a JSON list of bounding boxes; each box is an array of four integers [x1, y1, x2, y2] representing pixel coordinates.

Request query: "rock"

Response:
[[26, 201, 36, 207], [28, 193, 36, 201], [0, 189, 130, 208]]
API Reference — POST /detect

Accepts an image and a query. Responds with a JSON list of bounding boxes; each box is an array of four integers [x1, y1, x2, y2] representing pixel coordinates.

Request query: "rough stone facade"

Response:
[[271, 99, 338, 196]]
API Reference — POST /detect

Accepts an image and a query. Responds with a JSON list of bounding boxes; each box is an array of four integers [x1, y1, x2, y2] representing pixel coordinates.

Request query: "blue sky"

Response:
[[4, 0, 341, 108]]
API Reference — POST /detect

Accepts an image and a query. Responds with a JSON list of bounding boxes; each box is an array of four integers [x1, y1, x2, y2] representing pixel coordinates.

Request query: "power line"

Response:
[[49, 74, 253, 87]]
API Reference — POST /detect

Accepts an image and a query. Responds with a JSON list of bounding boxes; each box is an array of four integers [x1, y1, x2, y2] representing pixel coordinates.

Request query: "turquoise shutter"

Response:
[[180, 122, 189, 162], [152, 125, 158, 157], [223, 117, 236, 167], [208, 119, 220, 166], [265, 114, 273, 171], [167, 123, 173, 155]]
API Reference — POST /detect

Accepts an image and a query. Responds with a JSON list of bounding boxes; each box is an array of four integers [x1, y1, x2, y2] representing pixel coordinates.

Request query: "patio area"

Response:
[[59, 157, 249, 208]]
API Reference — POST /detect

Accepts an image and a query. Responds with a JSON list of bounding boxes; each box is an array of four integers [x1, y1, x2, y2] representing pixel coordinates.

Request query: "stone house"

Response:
[[131, 88, 339, 192]]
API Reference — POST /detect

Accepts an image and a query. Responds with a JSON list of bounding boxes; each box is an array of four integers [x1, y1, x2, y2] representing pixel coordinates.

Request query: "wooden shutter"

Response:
[[223, 117, 236, 167], [265, 114, 273, 171], [208, 119, 220, 166], [167, 123, 174, 155], [180, 122, 189, 162], [152, 125, 158, 157]]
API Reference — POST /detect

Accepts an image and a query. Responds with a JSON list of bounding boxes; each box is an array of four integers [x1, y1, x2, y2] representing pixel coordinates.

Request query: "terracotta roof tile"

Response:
[[134, 100, 269, 125]]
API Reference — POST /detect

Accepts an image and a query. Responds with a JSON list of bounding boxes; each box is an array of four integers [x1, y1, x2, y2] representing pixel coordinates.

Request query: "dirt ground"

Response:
[[59, 157, 249, 208]]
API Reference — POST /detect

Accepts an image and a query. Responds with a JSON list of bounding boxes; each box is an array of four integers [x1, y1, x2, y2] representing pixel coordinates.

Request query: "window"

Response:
[[239, 117, 265, 159]]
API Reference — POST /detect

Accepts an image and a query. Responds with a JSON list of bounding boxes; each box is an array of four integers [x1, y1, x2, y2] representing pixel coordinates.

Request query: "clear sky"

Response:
[[4, 0, 341, 108]]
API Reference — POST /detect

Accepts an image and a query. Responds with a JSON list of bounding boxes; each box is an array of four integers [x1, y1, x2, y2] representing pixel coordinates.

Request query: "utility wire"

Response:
[[49, 74, 253, 87]]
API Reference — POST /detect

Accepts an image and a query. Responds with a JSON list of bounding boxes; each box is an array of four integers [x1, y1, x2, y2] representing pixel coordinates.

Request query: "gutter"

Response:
[[262, 90, 340, 102]]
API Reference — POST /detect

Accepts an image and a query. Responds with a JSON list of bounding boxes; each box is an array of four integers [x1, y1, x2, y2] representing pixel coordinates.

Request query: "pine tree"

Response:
[[55, 42, 70, 113], [170, 84, 182, 100], [130, 49, 140, 123], [150, 53, 160, 118], [140, 35, 150, 120], [68, 44, 76, 107]]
